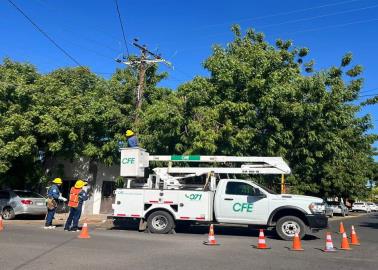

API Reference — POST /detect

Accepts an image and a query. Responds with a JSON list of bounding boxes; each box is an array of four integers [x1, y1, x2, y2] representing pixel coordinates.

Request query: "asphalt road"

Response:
[[0, 213, 377, 270]]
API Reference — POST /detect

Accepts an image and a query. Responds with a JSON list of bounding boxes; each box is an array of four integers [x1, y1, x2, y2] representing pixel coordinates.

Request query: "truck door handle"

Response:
[[224, 198, 234, 201]]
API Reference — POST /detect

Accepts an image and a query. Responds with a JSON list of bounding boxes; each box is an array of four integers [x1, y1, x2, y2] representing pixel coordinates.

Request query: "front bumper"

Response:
[[306, 214, 328, 230], [352, 208, 366, 212]]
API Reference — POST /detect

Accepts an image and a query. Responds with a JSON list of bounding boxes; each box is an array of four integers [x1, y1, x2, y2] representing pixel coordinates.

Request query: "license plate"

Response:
[[36, 202, 45, 206]]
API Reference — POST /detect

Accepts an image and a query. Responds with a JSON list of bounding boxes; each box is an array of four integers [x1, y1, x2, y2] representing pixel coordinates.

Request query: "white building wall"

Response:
[[47, 157, 120, 215]]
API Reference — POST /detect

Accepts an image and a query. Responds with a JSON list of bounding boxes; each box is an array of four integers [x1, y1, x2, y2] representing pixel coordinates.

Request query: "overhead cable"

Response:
[[7, 0, 82, 66], [257, 3, 378, 29], [114, 0, 130, 57], [196, 0, 362, 29]]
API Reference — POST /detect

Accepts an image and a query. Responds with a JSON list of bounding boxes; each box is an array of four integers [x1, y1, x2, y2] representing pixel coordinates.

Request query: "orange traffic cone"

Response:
[[254, 229, 270, 249], [78, 222, 90, 239], [340, 232, 351, 250], [290, 232, 304, 251], [322, 232, 336, 252], [350, 225, 360, 246], [203, 224, 218, 245], [0, 216, 3, 231], [339, 222, 345, 234]]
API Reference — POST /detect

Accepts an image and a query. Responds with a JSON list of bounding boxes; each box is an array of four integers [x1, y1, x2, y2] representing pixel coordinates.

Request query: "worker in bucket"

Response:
[[45, 178, 67, 229], [64, 179, 89, 232], [125, 129, 138, 147]]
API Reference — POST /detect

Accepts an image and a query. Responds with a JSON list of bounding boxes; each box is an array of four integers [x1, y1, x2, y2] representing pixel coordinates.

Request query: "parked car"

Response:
[[324, 202, 334, 217], [367, 202, 378, 212], [352, 202, 371, 213], [326, 201, 349, 216], [0, 190, 47, 220]]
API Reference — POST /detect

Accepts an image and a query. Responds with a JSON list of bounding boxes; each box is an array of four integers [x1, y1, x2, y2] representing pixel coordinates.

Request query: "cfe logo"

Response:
[[233, 202, 253, 213], [185, 193, 202, 201], [122, 157, 136, 165]]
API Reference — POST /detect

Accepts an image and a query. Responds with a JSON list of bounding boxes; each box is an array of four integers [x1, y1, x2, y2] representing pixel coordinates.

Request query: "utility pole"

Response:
[[281, 174, 286, 194], [117, 39, 172, 124]]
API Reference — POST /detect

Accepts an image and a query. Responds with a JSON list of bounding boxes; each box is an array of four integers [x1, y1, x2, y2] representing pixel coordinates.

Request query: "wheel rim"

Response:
[[281, 221, 300, 237], [3, 209, 11, 219], [151, 215, 168, 231]]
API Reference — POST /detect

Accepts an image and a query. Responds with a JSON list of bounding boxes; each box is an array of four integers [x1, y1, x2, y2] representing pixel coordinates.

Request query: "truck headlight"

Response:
[[309, 202, 324, 214]]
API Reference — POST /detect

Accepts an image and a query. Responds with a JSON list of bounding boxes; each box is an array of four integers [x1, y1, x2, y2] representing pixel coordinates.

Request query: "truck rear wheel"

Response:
[[147, 211, 174, 234], [276, 216, 306, 241]]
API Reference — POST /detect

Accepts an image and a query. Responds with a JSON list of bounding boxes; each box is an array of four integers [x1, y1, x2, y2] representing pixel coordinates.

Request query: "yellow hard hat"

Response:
[[125, 130, 134, 137], [74, 179, 87, 189], [52, 178, 63, 184]]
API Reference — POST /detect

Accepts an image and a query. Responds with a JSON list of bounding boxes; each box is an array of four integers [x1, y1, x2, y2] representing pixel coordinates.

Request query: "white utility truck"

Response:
[[111, 148, 327, 240]]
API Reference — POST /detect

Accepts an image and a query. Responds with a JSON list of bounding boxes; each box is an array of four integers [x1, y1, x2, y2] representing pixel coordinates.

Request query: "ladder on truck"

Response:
[[120, 148, 291, 190]]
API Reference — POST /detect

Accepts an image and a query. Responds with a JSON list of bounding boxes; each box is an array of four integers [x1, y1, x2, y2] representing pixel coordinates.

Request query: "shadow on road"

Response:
[[110, 219, 320, 240], [12, 235, 77, 270], [14, 214, 45, 220], [359, 222, 378, 229]]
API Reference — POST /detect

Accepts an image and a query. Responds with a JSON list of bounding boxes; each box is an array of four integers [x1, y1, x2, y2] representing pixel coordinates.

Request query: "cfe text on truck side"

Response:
[[111, 148, 327, 240]]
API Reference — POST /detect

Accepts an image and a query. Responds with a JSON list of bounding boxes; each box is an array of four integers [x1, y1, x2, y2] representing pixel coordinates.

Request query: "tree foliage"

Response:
[[139, 27, 376, 198], [0, 26, 376, 199], [0, 57, 169, 188]]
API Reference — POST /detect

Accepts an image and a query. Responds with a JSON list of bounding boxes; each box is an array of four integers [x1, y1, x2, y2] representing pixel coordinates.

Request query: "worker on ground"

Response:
[[64, 179, 89, 232], [45, 178, 67, 229], [125, 129, 138, 147]]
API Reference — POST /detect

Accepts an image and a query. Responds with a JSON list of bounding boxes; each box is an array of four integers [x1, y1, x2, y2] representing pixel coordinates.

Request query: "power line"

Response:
[[7, 0, 82, 66], [257, 3, 378, 29], [286, 17, 378, 35], [361, 87, 378, 94], [185, 4, 378, 42], [61, 38, 116, 62], [193, 0, 362, 30], [31, 0, 121, 63], [359, 93, 378, 98], [114, 0, 130, 57], [173, 67, 193, 80], [34, 0, 122, 48]]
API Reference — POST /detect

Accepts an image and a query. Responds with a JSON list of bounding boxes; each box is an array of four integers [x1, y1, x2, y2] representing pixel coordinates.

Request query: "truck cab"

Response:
[[214, 179, 327, 240]]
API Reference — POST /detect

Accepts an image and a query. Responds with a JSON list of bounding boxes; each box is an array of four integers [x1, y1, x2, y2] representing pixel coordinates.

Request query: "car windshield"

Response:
[[14, 191, 44, 198]]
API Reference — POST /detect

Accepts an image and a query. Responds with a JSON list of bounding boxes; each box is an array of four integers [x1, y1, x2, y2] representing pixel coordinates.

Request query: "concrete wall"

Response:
[[48, 157, 120, 214]]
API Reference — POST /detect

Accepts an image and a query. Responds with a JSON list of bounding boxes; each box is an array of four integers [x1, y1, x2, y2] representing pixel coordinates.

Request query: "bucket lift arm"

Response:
[[149, 155, 291, 174]]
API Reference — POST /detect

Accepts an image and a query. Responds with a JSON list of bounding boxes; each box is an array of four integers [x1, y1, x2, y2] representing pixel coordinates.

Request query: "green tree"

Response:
[[32, 67, 127, 166], [0, 58, 41, 187], [141, 26, 376, 198], [0, 58, 168, 188]]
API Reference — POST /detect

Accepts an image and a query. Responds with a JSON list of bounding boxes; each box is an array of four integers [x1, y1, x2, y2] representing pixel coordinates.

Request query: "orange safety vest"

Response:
[[68, 187, 81, 208]]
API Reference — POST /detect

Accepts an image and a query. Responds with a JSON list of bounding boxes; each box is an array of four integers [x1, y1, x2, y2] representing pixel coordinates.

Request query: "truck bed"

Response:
[[112, 188, 214, 221]]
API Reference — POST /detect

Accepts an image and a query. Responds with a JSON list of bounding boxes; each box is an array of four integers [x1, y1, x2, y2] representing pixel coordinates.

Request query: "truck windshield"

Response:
[[258, 185, 277, 195], [250, 182, 277, 195]]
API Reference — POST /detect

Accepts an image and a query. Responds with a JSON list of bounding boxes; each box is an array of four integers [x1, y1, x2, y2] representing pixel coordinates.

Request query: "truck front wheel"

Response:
[[147, 211, 175, 234], [276, 216, 306, 241]]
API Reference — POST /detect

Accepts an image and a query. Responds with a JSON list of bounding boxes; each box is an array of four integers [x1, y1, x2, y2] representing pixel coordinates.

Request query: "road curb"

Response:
[[330, 213, 368, 222]]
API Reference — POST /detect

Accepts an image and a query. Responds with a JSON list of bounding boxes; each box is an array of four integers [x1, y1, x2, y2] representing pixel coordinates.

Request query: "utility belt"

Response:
[[46, 197, 58, 210]]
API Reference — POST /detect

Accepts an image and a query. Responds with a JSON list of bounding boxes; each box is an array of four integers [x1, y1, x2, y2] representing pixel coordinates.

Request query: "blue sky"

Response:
[[1, 0, 377, 151]]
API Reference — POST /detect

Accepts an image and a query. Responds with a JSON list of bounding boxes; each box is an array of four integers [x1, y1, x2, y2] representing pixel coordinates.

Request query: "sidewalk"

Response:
[[3, 213, 111, 228]]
